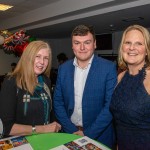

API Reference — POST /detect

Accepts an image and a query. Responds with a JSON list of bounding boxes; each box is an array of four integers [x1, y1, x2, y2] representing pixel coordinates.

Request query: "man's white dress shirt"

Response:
[[71, 55, 94, 126]]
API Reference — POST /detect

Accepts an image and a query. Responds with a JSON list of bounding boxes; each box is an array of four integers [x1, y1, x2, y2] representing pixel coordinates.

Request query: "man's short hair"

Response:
[[71, 24, 96, 40]]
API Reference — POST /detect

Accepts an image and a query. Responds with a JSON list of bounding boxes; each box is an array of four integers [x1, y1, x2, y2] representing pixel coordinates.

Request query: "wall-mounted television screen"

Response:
[[96, 34, 112, 50]]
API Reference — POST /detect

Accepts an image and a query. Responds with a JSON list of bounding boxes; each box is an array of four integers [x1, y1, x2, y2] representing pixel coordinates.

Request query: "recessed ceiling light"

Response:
[[122, 17, 144, 22], [0, 4, 13, 11]]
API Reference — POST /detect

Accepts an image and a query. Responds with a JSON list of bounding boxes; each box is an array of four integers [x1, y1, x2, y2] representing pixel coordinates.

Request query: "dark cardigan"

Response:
[[0, 75, 54, 137]]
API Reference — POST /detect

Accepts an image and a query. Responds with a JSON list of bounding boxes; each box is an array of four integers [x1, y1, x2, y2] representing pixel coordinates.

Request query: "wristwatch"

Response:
[[32, 126, 36, 134]]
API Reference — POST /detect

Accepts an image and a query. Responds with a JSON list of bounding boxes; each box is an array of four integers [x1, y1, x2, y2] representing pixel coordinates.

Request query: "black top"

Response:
[[0, 75, 52, 137], [110, 66, 150, 150]]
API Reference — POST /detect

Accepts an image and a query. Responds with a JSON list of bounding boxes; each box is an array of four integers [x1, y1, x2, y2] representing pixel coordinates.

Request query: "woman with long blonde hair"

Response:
[[110, 25, 150, 149], [0, 41, 61, 137]]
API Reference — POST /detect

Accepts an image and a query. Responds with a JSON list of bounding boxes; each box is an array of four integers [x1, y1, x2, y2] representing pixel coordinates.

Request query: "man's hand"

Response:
[[73, 130, 84, 136]]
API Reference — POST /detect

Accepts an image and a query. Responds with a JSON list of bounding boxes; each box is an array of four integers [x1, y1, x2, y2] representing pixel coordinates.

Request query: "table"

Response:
[[26, 133, 81, 150]]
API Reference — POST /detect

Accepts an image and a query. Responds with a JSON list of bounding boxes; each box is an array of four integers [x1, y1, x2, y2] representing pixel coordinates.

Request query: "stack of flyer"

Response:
[[0, 136, 33, 150], [51, 136, 111, 150]]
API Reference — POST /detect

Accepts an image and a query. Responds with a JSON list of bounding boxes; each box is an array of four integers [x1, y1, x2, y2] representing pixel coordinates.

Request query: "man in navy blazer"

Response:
[[53, 24, 117, 148]]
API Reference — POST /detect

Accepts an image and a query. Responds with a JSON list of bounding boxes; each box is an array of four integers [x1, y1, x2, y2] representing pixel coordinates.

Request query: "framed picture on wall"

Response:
[[96, 34, 112, 50]]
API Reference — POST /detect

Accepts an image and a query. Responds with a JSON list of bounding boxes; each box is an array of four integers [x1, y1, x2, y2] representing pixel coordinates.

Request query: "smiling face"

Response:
[[122, 29, 147, 68], [72, 32, 96, 68], [34, 48, 49, 76]]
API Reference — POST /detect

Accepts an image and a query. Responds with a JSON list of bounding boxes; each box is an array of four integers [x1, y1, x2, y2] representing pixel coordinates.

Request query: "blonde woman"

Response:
[[0, 41, 61, 138], [110, 25, 150, 149]]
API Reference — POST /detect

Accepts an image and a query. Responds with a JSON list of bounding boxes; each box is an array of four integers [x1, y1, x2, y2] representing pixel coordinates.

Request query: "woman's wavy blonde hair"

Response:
[[118, 24, 150, 70], [11, 40, 52, 94]]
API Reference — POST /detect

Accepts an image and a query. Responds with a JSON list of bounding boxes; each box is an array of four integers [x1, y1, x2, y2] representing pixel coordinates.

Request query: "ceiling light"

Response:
[[0, 4, 13, 11]]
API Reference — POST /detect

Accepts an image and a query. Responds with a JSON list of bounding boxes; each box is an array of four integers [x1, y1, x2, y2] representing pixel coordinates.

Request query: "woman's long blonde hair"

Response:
[[11, 40, 52, 94], [118, 24, 150, 69]]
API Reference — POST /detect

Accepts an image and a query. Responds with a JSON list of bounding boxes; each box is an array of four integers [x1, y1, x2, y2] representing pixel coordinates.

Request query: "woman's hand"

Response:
[[36, 121, 61, 133]]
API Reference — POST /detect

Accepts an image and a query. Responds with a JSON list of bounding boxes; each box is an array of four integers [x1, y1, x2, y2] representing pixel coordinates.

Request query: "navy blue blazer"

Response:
[[53, 55, 117, 148]]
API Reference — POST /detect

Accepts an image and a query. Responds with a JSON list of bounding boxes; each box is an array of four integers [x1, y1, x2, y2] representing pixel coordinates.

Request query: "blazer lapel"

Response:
[[68, 62, 75, 110]]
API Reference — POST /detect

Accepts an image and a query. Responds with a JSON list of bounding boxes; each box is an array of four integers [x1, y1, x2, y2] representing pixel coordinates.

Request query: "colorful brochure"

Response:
[[51, 136, 111, 150], [0, 136, 33, 150]]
